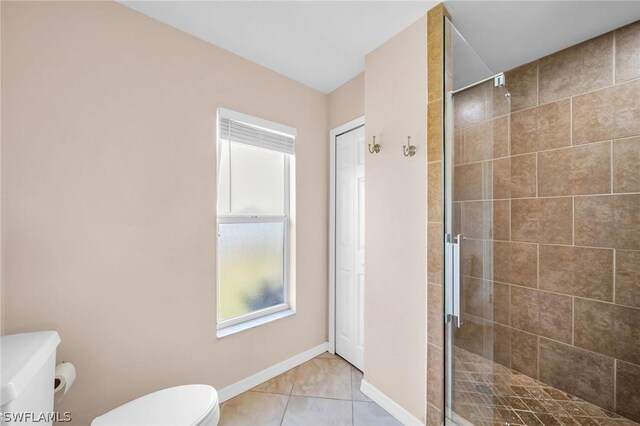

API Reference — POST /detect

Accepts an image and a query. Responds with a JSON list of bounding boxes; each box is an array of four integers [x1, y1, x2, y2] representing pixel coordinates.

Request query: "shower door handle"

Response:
[[445, 234, 462, 328]]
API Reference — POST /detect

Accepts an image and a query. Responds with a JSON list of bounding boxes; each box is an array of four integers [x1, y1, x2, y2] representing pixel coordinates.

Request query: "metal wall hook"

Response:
[[403, 136, 416, 157], [368, 136, 381, 154]]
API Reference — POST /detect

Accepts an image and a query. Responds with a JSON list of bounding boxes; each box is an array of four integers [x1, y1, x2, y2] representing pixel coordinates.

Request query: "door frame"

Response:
[[328, 116, 365, 355]]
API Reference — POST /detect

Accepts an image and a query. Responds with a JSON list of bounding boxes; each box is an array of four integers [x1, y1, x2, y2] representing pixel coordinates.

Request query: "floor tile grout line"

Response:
[[351, 400, 354, 426], [280, 359, 299, 425], [350, 363, 354, 426], [279, 392, 291, 426], [288, 393, 354, 402]]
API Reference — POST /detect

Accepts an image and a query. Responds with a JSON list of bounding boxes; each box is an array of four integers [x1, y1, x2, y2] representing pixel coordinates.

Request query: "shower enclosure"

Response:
[[442, 17, 640, 426]]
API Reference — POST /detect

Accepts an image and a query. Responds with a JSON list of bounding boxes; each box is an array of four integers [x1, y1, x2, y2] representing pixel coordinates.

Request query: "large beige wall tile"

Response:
[[426, 344, 443, 408], [575, 298, 640, 365], [511, 197, 573, 244], [454, 129, 463, 165], [462, 201, 509, 240], [461, 238, 485, 279], [616, 361, 640, 422], [538, 339, 615, 410], [492, 282, 510, 326], [492, 323, 512, 367], [575, 194, 640, 250], [493, 200, 510, 241], [511, 286, 572, 343], [427, 223, 443, 285], [426, 404, 441, 426], [572, 79, 640, 145], [462, 116, 509, 163], [493, 241, 538, 288], [492, 241, 512, 283], [428, 162, 443, 222], [539, 245, 613, 301], [538, 33, 613, 104], [615, 21, 640, 83], [427, 101, 443, 162], [511, 100, 571, 155], [463, 277, 489, 319], [427, 283, 443, 347], [454, 316, 486, 356], [613, 136, 640, 193], [616, 250, 640, 308], [454, 163, 484, 201], [505, 61, 538, 112], [454, 83, 484, 129], [484, 80, 510, 120], [461, 201, 485, 240], [537, 142, 611, 196], [493, 154, 537, 199], [511, 329, 538, 379], [427, 4, 445, 103], [452, 202, 462, 235]]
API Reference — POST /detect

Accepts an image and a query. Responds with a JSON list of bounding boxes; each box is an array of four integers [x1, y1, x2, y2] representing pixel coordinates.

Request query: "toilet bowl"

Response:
[[91, 384, 219, 426]]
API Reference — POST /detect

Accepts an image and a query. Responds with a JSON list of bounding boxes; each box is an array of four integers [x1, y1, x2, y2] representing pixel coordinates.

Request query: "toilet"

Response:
[[91, 384, 219, 426], [1, 331, 61, 426], [0, 331, 219, 426]]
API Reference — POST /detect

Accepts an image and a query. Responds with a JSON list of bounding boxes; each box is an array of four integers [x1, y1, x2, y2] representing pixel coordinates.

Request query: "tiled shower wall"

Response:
[[425, 4, 448, 426], [453, 20, 640, 422]]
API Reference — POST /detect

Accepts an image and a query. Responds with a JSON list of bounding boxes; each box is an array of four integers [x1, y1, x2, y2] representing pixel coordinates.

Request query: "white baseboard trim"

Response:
[[360, 379, 424, 426], [217, 342, 329, 402]]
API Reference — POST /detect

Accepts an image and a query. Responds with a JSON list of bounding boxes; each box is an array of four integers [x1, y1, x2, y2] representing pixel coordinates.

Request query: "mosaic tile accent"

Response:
[[451, 347, 639, 426]]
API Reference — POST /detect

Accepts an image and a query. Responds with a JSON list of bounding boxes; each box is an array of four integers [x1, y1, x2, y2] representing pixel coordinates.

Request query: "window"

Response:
[[216, 108, 296, 332]]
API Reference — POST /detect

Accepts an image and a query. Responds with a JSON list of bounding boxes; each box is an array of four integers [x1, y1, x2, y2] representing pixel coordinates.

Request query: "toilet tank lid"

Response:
[[91, 385, 218, 426], [1, 331, 61, 405]]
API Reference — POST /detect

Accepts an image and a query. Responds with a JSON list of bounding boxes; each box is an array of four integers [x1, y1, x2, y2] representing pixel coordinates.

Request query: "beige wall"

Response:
[[364, 16, 427, 422], [1, 2, 328, 424], [328, 73, 364, 130]]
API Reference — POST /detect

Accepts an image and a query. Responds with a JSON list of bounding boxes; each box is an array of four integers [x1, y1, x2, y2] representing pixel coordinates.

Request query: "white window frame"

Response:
[[216, 109, 296, 333]]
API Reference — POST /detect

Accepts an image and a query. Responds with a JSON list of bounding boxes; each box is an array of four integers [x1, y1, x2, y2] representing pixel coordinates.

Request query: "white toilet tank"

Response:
[[1, 332, 61, 426]]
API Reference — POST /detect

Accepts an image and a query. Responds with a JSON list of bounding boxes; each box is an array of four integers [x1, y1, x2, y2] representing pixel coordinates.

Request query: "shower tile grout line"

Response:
[[464, 310, 640, 372]]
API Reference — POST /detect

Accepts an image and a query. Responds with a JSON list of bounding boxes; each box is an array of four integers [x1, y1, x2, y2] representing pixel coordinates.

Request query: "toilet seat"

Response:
[[91, 384, 219, 426]]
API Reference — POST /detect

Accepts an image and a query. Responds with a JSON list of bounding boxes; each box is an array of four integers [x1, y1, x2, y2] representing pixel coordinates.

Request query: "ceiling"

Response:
[[121, 1, 438, 93], [121, 1, 640, 94]]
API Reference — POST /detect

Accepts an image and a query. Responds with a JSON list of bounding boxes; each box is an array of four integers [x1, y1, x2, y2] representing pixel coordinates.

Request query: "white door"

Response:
[[335, 125, 365, 370]]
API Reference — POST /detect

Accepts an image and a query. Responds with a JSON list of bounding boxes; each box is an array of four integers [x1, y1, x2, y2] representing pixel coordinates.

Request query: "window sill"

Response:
[[216, 309, 295, 339]]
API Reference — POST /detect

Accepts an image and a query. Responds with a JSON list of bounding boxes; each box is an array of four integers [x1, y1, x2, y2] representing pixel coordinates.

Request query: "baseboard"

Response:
[[360, 379, 424, 426], [217, 342, 329, 402]]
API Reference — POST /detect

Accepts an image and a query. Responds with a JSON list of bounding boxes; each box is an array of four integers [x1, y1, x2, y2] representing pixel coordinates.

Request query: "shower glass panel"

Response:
[[443, 17, 513, 425]]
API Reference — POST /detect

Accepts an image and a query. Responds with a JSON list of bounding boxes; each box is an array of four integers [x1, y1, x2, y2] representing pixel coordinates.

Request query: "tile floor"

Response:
[[452, 347, 639, 426], [219, 352, 401, 426]]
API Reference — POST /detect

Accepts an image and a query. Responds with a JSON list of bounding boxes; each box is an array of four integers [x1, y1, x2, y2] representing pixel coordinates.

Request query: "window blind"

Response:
[[219, 117, 295, 155]]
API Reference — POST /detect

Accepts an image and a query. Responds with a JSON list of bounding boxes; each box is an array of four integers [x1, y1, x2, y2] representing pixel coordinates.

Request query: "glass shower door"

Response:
[[443, 17, 514, 426]]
